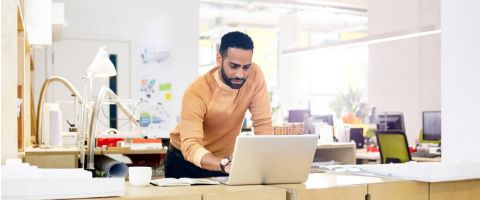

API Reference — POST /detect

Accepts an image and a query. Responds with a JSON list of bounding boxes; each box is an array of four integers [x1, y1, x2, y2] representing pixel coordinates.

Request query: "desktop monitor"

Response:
[[376, 112, 405, 132], [423, 111, 441, 141], [288, 109, 311, 123], [349, 128, 364, 149], [311, 114, 334, 126]]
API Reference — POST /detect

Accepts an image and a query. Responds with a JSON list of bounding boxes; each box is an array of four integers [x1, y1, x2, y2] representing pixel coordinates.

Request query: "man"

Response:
[[165, 31, 273, 178]]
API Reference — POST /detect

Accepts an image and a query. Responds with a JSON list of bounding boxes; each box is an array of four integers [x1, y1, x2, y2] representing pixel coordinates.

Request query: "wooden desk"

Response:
[[412, 156, 441, 162], [356, 149, 441, 164], [429, 179, 480, 200], [272, 173, 478, 200], [368, 179, 429, 200], [24, 147, 79, 168], [356, 149, 381, 164], [94, 148, 167, 155], [96, 183, 286, 200], [23, 147, 167, 168], [315, 143, 356, 164], [273, 173, 391, 200]]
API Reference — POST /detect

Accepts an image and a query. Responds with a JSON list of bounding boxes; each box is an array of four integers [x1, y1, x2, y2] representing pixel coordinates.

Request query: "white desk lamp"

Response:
[[86, 46, 117, 78], [84, 46, 117, 100], [79, 46, 118, 168]]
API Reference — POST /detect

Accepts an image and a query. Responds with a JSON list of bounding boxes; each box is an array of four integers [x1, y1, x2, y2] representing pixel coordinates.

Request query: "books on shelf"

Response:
[[150, 178, 220, 187]]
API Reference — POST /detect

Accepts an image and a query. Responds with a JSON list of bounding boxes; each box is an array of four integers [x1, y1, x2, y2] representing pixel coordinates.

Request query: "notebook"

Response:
[[151, 178, 219, 187]]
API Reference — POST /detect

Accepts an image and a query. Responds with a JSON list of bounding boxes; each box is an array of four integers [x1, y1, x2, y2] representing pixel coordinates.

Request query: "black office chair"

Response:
[[375, 131, 412, 163]]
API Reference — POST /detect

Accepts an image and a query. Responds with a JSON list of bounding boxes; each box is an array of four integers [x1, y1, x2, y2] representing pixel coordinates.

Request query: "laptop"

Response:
[[213, 134, 318, 185]]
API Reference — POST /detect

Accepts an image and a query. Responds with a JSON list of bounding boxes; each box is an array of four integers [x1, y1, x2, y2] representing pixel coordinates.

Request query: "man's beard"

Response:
[[221, 65, 246, 89]]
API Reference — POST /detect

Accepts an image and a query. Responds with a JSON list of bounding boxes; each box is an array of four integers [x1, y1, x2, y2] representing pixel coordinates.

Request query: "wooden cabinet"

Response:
[[315, 143, 356, 164], [100, 184, 285, 200], [24, 148, 79, 168], [277, 174, 430, 200], [112, 184, 202, 200], [274, 173, 381, 200], [305, 185, 366, 200], [429, 179, 480, 200], [202, 185, 285, 200], [368, 181, 429, 200]]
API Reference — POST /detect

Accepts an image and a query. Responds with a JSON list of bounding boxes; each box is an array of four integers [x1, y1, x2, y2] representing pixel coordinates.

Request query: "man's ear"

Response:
[[216, 53, 222, 67]]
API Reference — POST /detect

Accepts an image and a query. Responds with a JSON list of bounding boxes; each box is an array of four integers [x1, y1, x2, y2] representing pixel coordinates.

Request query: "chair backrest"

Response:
[[375, 131, 411, 163], [418, 129, 441, 145], [365, 128, 376, 138]]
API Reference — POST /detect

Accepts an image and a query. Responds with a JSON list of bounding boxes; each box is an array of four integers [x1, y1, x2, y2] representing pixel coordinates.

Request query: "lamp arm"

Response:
[[86, 86, 139, 170], [36, 76, 83, 146]]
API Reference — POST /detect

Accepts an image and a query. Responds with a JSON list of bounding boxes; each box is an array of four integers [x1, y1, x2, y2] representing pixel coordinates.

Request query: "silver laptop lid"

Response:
[[227, 134, 318, 185]]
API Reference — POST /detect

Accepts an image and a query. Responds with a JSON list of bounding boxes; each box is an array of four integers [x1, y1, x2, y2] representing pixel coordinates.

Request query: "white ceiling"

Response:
[[200, 0, 368, 38]]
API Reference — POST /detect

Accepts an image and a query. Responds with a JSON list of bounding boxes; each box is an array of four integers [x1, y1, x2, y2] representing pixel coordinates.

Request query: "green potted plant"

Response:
[[329, 86, 367, 124]]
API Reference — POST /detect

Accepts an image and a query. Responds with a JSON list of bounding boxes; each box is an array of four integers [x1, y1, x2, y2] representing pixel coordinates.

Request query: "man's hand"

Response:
[[200, 153, 225, 172]]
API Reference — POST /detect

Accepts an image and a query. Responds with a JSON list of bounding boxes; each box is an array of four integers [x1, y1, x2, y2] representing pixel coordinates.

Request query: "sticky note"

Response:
[[159, 83, 172, 91], [165, 93, 172, 101]]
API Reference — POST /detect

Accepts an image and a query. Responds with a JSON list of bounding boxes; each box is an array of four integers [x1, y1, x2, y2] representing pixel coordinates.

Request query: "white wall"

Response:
[[277, 15, 310, 113], [35, 0, 199, 137], [368, 0, 440, 145], [441, 0, 480, 162]]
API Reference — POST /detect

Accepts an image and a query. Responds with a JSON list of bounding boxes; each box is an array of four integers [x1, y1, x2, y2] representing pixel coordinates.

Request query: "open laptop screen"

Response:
[[224, 135, 318, 185]]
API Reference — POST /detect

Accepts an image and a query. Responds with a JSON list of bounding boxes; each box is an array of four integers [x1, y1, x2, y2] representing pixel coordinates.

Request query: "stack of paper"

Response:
[[1, 159, 125, 199], [355, 162, 480, 182]]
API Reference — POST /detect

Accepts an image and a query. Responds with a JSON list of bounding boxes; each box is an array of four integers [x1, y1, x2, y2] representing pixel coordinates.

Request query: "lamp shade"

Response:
[[87, 47, 117, 77]]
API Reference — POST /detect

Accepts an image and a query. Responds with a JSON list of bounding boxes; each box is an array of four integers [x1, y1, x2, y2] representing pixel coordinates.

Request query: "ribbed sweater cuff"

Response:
[[192, 147, 210, 168]]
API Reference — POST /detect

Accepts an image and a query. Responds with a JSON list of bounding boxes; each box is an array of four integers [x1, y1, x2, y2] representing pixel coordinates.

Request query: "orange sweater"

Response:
[[170, 63, 273, 167]]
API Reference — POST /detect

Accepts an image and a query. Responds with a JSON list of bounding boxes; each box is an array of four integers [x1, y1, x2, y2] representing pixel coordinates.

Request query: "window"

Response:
[[307, 46, 368, 115]]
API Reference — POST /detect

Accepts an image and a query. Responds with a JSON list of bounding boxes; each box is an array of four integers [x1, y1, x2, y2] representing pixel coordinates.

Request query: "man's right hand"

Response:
[[200, 153, 225, 172]]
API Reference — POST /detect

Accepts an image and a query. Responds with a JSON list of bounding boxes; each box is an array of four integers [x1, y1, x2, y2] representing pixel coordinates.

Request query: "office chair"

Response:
[[365, 128, 375, 139], [418, 130, 441, 145], [375, 131, 412, 163]]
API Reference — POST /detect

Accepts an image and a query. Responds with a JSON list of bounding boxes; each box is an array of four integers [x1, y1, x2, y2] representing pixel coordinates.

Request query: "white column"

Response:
[[367, 0, 440, 145], [441, 0, 480, 162], [278, 15, 309, 110]]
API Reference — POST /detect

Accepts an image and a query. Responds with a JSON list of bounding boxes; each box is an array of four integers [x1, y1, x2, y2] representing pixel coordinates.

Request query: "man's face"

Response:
[[216, 48, 253, 89]]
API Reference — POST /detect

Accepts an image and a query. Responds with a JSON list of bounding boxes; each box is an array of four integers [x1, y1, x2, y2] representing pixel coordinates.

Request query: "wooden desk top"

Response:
[[24, 147, 80, 155], [412, 156, 441, 162], [94, 148, 167, 155], [23, 147, 167, 155], [355, 149, 380, 160], [356, 149, 441, 162], [316, 142, 355, 149], [274, 173, 401, 191]]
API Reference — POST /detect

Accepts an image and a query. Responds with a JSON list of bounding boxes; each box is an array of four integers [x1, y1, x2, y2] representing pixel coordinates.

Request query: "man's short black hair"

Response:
[[219, 31, 254, 57]]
